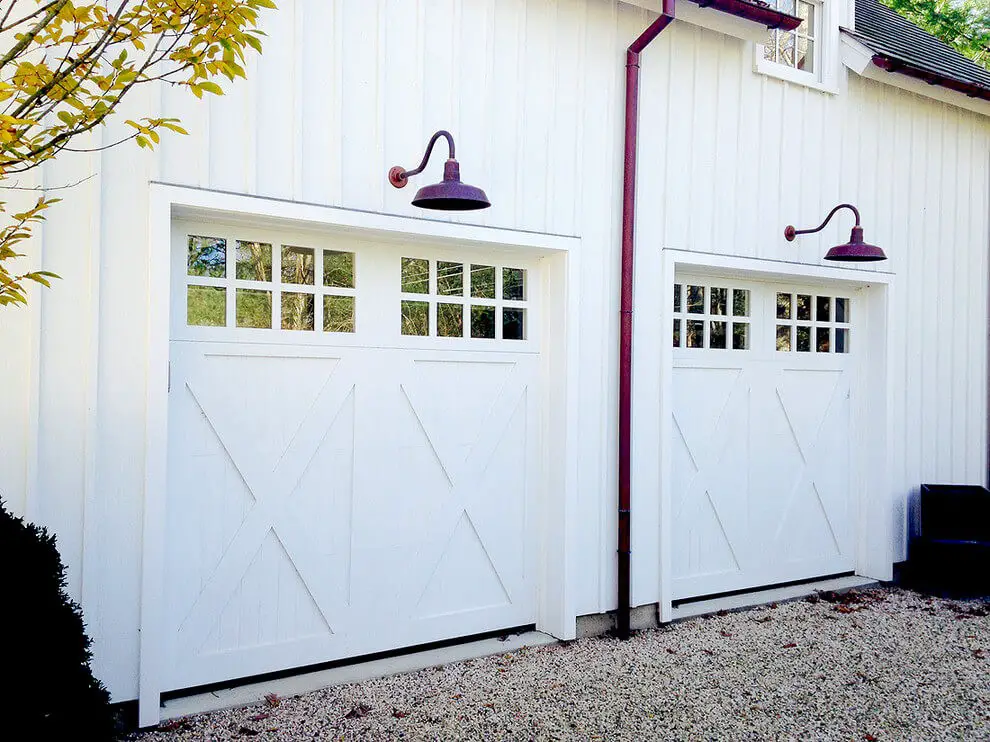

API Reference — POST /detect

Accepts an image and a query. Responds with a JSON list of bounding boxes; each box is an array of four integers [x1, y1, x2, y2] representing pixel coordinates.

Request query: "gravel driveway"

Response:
[[138, 587, 989, 741]]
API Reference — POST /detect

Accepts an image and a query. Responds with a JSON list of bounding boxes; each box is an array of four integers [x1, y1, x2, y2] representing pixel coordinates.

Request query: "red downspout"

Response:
[[618, 0, 675, 640]]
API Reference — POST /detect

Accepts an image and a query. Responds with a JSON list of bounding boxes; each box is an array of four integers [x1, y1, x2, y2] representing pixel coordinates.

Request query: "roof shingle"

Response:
[[846, 0, 990, 97]]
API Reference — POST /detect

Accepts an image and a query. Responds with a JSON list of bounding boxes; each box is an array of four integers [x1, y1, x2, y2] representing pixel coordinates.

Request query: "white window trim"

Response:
[[753, 0, 840, 95]]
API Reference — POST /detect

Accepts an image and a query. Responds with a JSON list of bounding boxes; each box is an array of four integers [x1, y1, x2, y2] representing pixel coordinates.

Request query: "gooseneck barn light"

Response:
[[784, 203, 887, 262], [388, 130, 490, 211]]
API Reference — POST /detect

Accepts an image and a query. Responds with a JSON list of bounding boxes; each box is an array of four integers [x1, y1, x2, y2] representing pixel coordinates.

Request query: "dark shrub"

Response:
[[0, 499, 116, 739]]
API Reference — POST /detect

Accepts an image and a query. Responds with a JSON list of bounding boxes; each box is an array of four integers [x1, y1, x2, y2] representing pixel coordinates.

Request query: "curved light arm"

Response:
[[785, 203, 861, 241], [389, 130, 456, 188]]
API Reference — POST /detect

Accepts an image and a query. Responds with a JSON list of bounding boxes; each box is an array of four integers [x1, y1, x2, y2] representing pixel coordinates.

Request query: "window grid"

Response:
[[764, 0, 818, 73], [775, 292, 850, 353], [672, 283, 751, 351], [400, 258, 529, 341], [185, 234, 357, 333]]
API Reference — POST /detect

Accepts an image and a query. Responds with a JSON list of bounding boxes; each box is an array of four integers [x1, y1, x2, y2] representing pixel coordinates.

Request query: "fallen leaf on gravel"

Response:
[[717, 610, 729, 617], [769, 602, 778, 609], [237, 726, 259, 736], [702, 649, 715, 655], [863, 733, 878, 741], [264, 692, 281, 708], [666, 648, 677, 654], [720, 631, 732, 637], [973, 649, 985, 659], [835, 605, 863, 614], [345, 703, 372, 719], [247, 712, 270, 722], [755, 615, 773, 623], [392, 708, 408, 718], [782, 642, 797, 649], [805, 595, 820, 604]]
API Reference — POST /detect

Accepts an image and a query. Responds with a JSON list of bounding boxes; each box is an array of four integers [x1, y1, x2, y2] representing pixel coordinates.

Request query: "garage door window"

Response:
[[401, 257, 528, 340], [186, 234, 356, 333], [673, 283, 750, 350], [776, 292, 850, 353]]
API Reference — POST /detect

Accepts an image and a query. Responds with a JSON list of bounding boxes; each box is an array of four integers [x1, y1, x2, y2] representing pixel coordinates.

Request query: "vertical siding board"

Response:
[[457, 0, 495, 227], [255, 0, 298, 199], [573, 0, 621, 615], [688, 29, 719, 253], [488, 0, 525, 226], [382, 0, 426, 218], [935, 107, 956, 481], [712, 35, 742, 256], [299, 0, 338, 204], [921, 104, 943, 483], [662, 25, 695, 250], [340, 0, 385, 210], [952, 114, 972, 480], [518, 0, 556, 232]]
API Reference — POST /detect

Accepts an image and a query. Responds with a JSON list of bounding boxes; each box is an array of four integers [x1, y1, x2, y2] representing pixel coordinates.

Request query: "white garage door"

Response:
[[163, 222, 541, 691], [671, 275, 857, 600]]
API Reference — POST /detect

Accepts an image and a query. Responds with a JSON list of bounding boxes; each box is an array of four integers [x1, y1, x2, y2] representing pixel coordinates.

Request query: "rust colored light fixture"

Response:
[[784, 203, 886, 262], [388, 130, 490, 211]]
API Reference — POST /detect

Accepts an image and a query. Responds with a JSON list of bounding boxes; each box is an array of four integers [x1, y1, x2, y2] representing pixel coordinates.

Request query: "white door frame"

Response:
[[631, 247, 894, 623], [140, 183, 582, 726]]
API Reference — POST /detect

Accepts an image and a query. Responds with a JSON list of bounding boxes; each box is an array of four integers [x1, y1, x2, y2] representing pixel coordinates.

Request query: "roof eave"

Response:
[[870, 54, 990, 103], [685, 0, 802, 31]]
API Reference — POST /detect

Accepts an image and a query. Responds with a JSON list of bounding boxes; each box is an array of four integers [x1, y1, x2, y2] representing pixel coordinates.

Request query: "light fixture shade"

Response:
[[411, 159, 490, 211], [823, 225, 887, 262]]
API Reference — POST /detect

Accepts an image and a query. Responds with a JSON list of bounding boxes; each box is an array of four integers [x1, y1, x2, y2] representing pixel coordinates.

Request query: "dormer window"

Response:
[[755, 0, 836, 93], [764, 0, 819, 73]]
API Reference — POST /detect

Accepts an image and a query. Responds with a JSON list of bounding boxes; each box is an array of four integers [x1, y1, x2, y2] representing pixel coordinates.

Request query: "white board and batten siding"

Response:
[[0, 0, 986, 708]]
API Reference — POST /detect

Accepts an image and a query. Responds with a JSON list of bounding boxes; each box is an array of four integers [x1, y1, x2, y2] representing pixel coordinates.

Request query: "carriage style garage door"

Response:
[[163, 222, 541, 691], [670, 275, 858, 601]]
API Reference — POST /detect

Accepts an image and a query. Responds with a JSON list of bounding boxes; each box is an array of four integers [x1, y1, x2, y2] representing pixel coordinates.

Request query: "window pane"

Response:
[[324, 251, 355, 289], [436, 261, 464, 296], [777, 325, 792, 352], [797, 37, 814, 72], [673, 284, 682, 313], [817, 327, 831, 352], [281, 292, 315, 330], [673, 319, 681, 347], [732, 323, 749, 350], [777, 292, 792, 320], [471, 305, 496, 338], [470, 265, 496, 299], [236, 289, 271, 328], [401, 300, 429, 336], [764, 30, 778, 62], [796, 294, 812, 320], [503, 308, 526, 340], [282, 246, 315, 285], [796, 325, 811, 352], [710, 321, 727, 349], [733, 289, 750, 317], [778, 31, 796, 67], [710, 287, 728, 316], [687, 286, 705, 314], [686, 320, 704, 348], [187, 285, 225, 326], [188, 235, 226, 278], [401, 257, 430, 294], [777, 0, 796, 15], [816, 296, 831, 322], [798, 1, 815, 35], [835, 298, 849, 323], [324, 295, 355, 333], [503, 267, 526, 301], [836, 328, 849, 353], [438, 302, 464, 337], [236, 241, 272, 282]]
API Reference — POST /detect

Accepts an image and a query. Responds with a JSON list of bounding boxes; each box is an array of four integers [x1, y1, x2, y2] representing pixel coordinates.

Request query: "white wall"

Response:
[[0, 0, 987, 701]]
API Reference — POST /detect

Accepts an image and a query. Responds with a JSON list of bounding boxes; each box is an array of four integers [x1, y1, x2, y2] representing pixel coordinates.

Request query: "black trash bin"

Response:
[[908, 484, 990, 596]]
